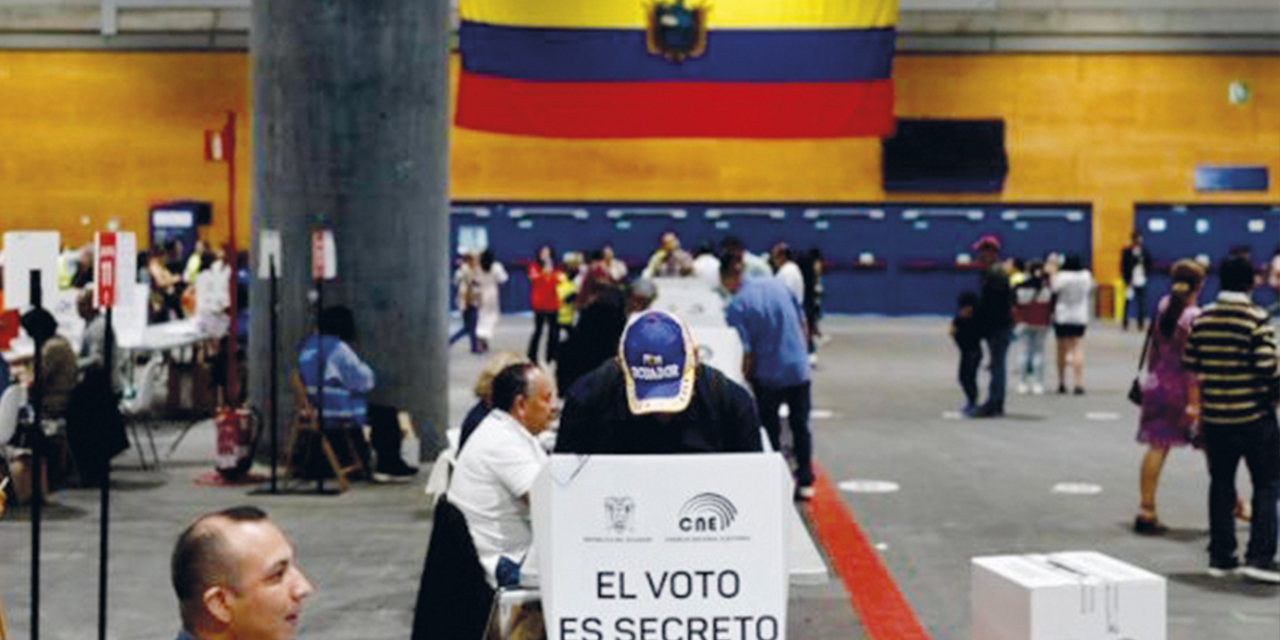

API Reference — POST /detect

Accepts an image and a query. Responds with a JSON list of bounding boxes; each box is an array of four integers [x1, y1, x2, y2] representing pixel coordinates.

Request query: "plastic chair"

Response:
[[0, 384, 27, 460]]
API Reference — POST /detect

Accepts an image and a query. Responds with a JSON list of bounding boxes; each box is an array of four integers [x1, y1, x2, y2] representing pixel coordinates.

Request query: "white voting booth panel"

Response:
[[650, 278, 727, 328], [690, 327, 746, 387], [972, 552, 1166, 640], [533, 453, 791, 640]]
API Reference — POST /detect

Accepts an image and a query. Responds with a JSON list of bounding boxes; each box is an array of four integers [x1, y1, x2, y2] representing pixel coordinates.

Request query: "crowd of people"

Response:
[[450, 232, 829, 369], [952, 235, 1097, 418], [951, 232, 1280, 583]]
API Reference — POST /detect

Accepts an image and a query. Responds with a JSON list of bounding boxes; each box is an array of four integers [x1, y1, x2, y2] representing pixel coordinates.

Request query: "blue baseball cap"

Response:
[[619, 310, 697, 415]]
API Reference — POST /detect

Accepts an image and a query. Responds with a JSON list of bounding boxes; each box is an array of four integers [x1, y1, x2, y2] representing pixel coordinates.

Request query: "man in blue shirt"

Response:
[[721, 259, 815, 500], [297, 306, 417, 481]]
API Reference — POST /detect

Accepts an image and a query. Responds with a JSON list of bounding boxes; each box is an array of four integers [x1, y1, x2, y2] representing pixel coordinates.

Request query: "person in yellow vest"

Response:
[[557, 252, 582, 343]]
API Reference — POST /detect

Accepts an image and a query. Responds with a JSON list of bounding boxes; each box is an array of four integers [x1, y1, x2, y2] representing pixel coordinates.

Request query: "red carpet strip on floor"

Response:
[[804, 467, 932, 640]]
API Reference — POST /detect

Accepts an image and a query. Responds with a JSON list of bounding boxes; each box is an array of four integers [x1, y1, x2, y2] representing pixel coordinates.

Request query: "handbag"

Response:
[[1127, 322, 1156, 406]]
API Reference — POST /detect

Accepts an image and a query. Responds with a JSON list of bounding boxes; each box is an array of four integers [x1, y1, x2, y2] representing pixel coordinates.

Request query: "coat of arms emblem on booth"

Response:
[[646, 0, 709, 63]]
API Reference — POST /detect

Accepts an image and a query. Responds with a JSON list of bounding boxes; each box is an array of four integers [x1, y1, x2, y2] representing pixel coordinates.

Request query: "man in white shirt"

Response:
[[771, 243, 805, 305], [449, 362, 557, 586]]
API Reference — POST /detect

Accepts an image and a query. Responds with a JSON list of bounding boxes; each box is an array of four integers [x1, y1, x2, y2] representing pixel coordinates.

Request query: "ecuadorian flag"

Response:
[[457, 0, 898, 138]]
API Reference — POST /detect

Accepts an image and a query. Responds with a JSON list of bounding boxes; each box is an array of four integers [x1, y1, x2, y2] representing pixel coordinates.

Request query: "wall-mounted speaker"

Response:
[[882, 119, 1009, 194]]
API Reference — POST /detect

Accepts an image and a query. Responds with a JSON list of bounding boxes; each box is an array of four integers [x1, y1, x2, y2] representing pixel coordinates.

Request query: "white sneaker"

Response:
[[1238, 563, 1280, 584], [1032, 383, 1045, 395], [1016, 383, 1029, 395]]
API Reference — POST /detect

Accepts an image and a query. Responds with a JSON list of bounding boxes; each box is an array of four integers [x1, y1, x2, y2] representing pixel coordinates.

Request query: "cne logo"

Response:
[[642, 353, 664, 366], [646, 0, 709, 63], [677, 493, 737, 533]]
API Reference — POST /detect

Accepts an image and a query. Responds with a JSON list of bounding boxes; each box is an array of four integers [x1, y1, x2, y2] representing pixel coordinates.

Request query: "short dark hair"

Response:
[[318, 306, 356, 342], [718, 257, 744, 280], [957, 292, 979, 308], [171, 506, 269, 627], [491, 363, 537, 412], [1219, 255, 1256, 292], [1062, 255, 1084, 271]]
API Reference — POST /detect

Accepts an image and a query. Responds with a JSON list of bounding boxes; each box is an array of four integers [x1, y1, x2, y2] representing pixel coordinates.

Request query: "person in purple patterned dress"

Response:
[[1134, 260, 1205, 534]]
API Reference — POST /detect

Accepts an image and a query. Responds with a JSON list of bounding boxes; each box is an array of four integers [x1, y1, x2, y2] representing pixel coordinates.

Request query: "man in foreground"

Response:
[[170, 506, 315, 640]]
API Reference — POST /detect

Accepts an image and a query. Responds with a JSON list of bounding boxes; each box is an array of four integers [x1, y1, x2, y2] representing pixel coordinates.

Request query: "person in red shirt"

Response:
[[526, 245, 562, 364]]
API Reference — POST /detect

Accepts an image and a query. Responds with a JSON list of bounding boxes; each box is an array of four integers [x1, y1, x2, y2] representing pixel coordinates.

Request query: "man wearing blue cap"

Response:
[[720, 259, 815, 500], [556, 310, 762, 455]]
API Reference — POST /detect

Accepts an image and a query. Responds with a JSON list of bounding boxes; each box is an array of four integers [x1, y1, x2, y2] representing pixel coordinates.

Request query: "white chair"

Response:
[[119, 356, 166, 469], [0, 384, 28, 459]]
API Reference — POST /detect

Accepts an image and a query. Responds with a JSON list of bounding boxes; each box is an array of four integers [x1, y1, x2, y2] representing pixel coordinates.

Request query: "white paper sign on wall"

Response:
[[533, 453, 791, 640]]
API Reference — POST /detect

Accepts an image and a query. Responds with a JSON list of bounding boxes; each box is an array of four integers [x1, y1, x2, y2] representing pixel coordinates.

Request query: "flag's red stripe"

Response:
[[805, 467, 933, 640], [456, 73, 894, 138]]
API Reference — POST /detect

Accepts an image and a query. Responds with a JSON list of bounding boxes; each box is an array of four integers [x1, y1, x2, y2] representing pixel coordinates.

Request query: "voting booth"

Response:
[[532, 453, 792, 640], [971, 551, 1166, 640]]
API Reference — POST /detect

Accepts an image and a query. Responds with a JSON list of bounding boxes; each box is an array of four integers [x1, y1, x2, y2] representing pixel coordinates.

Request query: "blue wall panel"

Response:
[[450, 201, 1093, 316], [1134, 204, 1280, 315]]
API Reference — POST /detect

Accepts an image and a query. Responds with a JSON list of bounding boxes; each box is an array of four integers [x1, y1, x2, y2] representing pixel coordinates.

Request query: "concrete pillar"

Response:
[[250, 0, 451, 456]]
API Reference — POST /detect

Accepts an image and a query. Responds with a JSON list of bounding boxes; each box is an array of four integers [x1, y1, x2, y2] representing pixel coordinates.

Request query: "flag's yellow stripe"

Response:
[[460, 0, 898, 30]]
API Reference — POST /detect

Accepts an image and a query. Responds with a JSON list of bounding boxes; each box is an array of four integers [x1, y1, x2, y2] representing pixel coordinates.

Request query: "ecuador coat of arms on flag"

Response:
[[456, 0, 898, 138]]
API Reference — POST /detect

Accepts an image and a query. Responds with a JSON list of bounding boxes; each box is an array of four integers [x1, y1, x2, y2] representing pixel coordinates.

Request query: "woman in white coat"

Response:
[[473, 249, 507, 353]]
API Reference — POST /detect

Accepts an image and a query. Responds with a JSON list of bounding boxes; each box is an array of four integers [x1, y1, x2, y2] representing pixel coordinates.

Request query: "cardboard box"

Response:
[[972, 551, 1165, 640]]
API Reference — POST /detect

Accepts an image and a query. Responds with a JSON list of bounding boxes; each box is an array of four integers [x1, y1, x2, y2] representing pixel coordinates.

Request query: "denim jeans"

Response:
[[754, 382, 814, 486], [528, 311, 559, 363], [449, 307, 479, 352], [1124, 285, 1148, 329], [983, 330, 1012, 412], [1018, 326, 1048, 386], [1204, 412, 1279, 566], [958, 347, 982, 408]]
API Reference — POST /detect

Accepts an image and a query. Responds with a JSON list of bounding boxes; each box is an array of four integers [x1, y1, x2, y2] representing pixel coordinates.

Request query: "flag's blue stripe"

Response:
[[460, 21, 895, 83]]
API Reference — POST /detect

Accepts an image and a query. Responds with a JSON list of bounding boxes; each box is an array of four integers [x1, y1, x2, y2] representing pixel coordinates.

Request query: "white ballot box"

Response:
[[533, 453, 791, 640], [971, 551, 1166, 640]]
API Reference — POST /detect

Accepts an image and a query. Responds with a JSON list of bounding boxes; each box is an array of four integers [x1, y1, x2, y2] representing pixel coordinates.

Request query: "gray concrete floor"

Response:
[[2, 316, 1276, 640]]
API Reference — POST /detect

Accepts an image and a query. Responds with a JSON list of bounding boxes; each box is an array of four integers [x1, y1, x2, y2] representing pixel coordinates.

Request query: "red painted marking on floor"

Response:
[[804, 466, 932, 640]]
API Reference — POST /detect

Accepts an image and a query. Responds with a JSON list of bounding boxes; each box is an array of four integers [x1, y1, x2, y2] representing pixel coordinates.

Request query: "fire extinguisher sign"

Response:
[[94, 232, 137, 310], [311, 229, 336, 281], [95, 232, 118, 309]]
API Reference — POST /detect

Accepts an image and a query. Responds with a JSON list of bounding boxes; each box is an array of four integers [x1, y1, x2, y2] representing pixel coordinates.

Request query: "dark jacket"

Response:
[[975, 266, 1014, 336], [411, 496, 495, 640], [1120, 245, 1153, 285], [555, 288, 627, 395], [556, 361, 763, 455]]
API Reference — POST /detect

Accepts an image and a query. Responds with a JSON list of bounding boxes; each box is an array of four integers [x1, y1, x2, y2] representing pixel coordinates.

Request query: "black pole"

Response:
[[315, 273, 325, 494], [98, 305, 114, 640], [28, 270, 44, 640], [269, 256, 279, 492]]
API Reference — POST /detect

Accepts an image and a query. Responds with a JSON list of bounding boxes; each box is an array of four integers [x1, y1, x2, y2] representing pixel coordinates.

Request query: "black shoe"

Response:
[[1057, 384, 1067, 394], [1207, 556, 1240, 578], [972, 405, 1005, 418], [1073, 387, 1085, 396], [1133, 515, 1167, 536], [373, 459, 419, 483]]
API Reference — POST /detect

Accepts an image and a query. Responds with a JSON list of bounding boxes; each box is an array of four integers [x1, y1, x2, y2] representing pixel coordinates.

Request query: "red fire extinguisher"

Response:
[[216, 407, 255, 479]]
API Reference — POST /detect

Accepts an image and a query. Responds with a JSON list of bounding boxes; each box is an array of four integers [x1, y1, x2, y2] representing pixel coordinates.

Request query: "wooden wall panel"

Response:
[[1, 51, 1276, 286], [0, 51, 249, 252]]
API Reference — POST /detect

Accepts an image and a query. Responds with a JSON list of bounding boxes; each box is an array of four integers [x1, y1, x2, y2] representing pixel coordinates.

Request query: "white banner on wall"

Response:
[[533, 453, 791, 640]]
